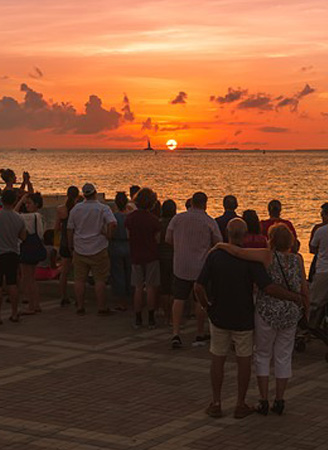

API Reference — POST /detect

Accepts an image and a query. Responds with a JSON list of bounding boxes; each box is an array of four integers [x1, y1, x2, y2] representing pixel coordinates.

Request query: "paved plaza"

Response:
[[0, 284, 327, 450]]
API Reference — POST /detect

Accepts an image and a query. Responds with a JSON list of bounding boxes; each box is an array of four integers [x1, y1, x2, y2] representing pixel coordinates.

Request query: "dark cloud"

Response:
[[141, 117, 159, 132], [0, 75, 9, 80], [210, 87, 247, 104], [259, 126, 289, 133], [276, 84, 315, 112], [234, 129, 242, 136], [300, 65, 313, 72], [0, 84, 124, 134], [121, 94, 135, 122], [297, 84, 315, 98], [160, 123, 189, 132], [240, 141, 268, 146], [321, 112, 328, 118], [171, 91, 187, 105], [208, 140, 239, 146], [238, 94, 274, 110], [29, 66, 43, 79]]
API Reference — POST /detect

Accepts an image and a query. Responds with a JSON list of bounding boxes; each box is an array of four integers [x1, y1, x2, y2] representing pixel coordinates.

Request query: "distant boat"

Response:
[[30, 147, 38, 152], [144, 138, 155, 152]]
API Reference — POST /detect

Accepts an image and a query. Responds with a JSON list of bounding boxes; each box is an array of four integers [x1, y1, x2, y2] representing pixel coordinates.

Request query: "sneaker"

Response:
[[271, 399, 285, 416], [192, 335, 210, 347], [171, 335, 182, 349], [234, 404, 255, 419], [255, 399, 269, 416], [205, 402, 222, 418]]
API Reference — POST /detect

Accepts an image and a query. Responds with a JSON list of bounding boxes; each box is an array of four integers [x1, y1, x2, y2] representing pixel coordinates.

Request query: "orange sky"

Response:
[[1, 0, 328, 149]]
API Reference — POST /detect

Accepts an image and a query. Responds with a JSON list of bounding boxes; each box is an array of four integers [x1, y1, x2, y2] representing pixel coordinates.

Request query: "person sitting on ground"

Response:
[[195, 219, 305, 419], [55, 186, 80, 306], [67, 183, 117, 316], [110, 192, 132, 312], [166, 192, 223, 349], [308, 204, 328, 329], [216, 195, 239, 242], [125, 187, 161, 329], [35, 230, 61, 281], [260, 199, 297, 239], [15, 192, 45, 315], [308, 202, 328, 282], [242, 209, 268, 248], [159, 199, 177, 325], [0, 190, 26, 323], [211, 222, 308, 417]]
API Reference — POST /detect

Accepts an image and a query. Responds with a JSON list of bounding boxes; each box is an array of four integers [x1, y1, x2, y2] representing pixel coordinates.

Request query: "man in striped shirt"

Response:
[[166, 192, 223, 348]]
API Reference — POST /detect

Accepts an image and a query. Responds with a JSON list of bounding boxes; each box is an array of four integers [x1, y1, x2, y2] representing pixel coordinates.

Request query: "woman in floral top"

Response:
[[215, 223, 308, 416]]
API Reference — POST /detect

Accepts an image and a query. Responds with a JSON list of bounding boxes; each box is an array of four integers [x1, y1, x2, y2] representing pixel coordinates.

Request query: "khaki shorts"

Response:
[[209, 322, 254, 357], [131, 260, 160, 287], [73, 248, 110, 282]]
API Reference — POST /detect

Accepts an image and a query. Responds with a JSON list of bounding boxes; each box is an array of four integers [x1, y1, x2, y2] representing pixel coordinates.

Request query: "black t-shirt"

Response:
[[197, 249, 271, 331]]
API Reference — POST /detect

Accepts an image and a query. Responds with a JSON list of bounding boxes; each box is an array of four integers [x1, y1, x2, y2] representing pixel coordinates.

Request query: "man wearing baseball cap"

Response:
[[67, 183, 117, 315]]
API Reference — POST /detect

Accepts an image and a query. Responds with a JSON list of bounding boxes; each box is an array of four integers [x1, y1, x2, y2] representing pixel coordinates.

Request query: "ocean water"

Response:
[[2, 148, 328, 269]]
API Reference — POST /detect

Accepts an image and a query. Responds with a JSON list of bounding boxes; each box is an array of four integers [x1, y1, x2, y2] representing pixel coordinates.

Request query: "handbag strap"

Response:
[[34, 213, 38, 234], [275, 251, 291, 290]]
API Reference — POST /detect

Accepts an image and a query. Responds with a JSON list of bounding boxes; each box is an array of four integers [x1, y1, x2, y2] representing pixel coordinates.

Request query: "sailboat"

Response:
[[144, 138, 155, 152]]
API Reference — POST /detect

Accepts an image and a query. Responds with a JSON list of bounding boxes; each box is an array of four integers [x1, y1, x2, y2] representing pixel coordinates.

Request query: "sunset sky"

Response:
[[1, 0, 328, 149]]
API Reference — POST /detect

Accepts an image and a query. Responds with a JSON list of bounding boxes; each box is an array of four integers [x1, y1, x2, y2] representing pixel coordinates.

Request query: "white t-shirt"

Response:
[[67, 200, 117, 256], [311, 224, 328, 273], [20, 212, 44, 239]]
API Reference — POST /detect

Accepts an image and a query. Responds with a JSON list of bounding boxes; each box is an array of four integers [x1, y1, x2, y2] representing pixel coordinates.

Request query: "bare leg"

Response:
[[30, 265, 40, 311], [134, 286, 144, 313], [8, 285, 19, 319], [195, 301, 206, 335], [211, 355, 226, 404], [20, 265, 35, 312], [146, 286, 157, 311], [74, 280, 85, 310], [172, 299, 184, 336], [236, 356, 252, 407], [257, 376, 269, 400], [275, 378, 288, 400], [59, 258, 71, 299], [95, 281, 107, 311]]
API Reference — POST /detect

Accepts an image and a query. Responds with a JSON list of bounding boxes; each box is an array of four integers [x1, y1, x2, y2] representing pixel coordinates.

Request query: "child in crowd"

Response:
[[35, 230, 61, 281]]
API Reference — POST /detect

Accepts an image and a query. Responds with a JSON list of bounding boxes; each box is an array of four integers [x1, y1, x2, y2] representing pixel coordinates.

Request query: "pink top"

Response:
[[243, 233, 268, 249]]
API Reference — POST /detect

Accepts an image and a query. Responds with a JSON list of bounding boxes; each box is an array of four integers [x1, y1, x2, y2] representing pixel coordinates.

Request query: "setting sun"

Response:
[[166, 139, 178, 151]]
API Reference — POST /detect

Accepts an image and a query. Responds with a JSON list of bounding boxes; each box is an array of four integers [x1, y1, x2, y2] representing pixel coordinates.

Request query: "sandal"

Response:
[[255, 399, 269, 416]]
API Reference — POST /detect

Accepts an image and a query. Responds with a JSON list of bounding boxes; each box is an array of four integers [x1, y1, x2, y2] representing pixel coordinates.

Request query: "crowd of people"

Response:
[[0, 167, 327, 419]]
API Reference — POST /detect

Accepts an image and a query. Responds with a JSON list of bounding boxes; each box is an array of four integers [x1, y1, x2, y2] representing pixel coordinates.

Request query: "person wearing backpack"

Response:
[[15, 192, 45, 315], [0, 190, 27, 323]]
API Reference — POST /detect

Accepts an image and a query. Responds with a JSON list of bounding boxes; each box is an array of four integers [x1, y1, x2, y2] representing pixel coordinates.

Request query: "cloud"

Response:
[[234, 129, 242, 136], [321, 112, 328, 118], [160, 123, 189, 132], [259, 126, 289, 133], [210, 87, 247, 104], [240, 141, 268, 146], [141, 117, 159, 132], [297, 83, 315, 98], [29, 66, 43, 79], [238, 93, 273, 110], [121, 93, 135, 122], [171, 91, 187, 105], [0, 84, 124, 134], [276, 83, 315, 112], [0, 75, 9, 80], [300, 65, 313, 72]]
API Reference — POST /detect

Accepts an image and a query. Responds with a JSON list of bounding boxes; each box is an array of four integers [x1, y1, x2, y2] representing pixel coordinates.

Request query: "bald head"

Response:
[[227, 218, 248, 245]]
